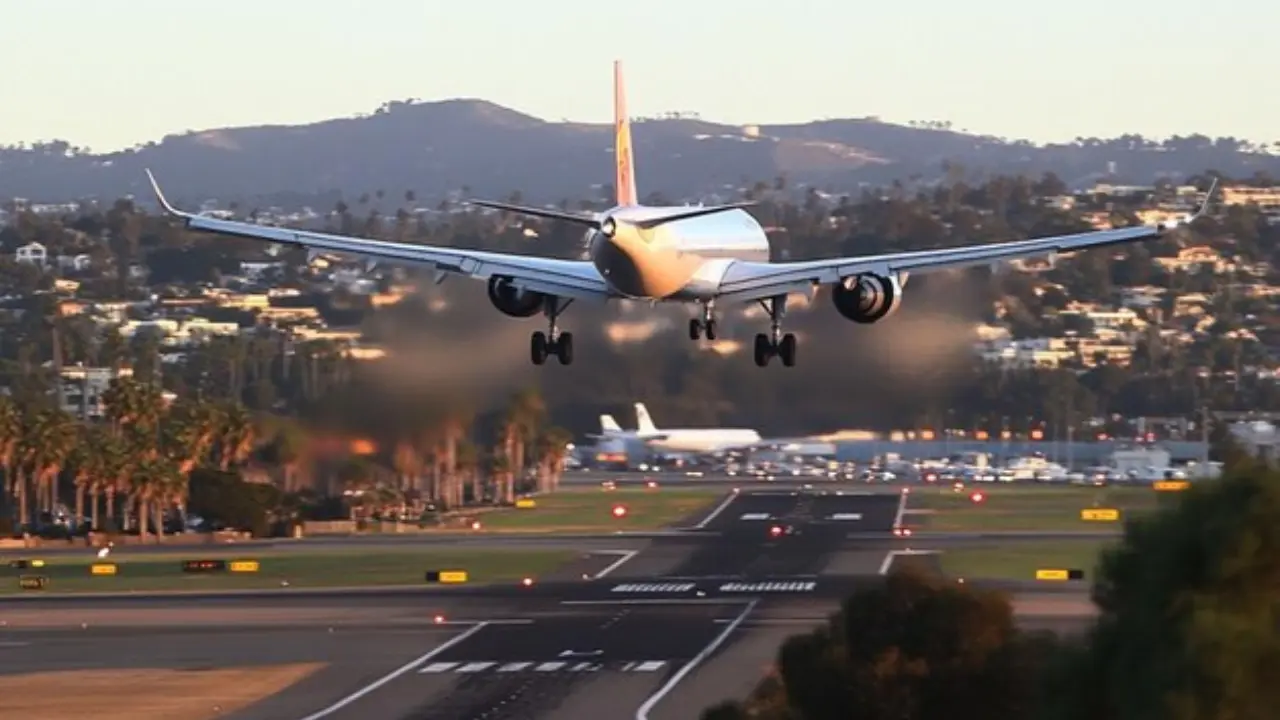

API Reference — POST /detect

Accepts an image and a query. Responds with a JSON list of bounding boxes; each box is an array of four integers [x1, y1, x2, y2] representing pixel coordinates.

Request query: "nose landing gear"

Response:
[[689, 302, 718, 341]]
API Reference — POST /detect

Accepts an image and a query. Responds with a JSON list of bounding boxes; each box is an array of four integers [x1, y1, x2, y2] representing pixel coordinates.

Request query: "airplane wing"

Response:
[[144, 171, 615, 303], [713, 181, 1217, 304]]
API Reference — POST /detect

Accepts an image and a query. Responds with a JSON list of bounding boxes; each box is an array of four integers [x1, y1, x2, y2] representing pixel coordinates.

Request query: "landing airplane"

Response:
[[143, 61, 1215, 369]]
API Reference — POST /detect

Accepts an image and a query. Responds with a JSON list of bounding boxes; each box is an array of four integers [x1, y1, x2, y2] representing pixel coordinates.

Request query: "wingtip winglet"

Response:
[[1197, 178, 1219, 218], [144, 169, 180, 216]]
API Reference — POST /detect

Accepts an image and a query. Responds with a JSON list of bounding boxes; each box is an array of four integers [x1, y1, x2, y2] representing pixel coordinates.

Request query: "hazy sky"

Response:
[[3, 0, 1272, 152]]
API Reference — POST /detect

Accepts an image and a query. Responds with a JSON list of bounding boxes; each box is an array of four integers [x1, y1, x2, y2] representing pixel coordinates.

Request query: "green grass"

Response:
[[0, 547, 577, 595], [939, 539, 1115, 581], [467, 488, 724, 532], [908, 484, 1170, 531]]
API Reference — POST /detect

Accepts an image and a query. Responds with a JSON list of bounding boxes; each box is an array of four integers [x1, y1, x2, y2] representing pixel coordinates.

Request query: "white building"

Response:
[[14, 242, 47, 266]]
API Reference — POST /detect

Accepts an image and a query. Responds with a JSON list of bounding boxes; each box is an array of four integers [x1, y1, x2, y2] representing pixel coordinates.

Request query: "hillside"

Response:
[[1, 99, 1277, 206]]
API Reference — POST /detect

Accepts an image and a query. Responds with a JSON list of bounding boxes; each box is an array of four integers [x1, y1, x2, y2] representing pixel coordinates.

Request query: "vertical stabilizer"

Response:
[[634, 403, 658, 434], [600, 415, 623, 433], [613, 60, 638, 207]]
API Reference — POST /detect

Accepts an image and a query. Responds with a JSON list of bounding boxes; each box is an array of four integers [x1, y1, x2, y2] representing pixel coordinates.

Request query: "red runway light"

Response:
[[433, 614, 445, 624], [521, 577, 534, 587], [770, 525, 783, 537], [611, 504, 628, 518], [971, 492, 985, 504]]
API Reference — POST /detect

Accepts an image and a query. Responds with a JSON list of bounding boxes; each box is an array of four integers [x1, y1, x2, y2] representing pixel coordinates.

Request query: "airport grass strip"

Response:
[[909, 485, 1167, 531], [470, 488, 724, 531], [938, 539, 1114, 581], [0, 548, 576, 595]]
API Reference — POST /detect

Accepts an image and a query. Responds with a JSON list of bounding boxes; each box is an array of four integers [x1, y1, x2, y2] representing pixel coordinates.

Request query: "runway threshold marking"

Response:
[[418, 660, 670, 675], [693, 492, 740, 529], [296, 621, 490, 720], [593, 550, 639, 579], [635, 599, 758, 720]]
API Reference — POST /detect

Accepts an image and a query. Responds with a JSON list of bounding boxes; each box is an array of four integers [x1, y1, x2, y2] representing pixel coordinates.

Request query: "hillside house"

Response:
[[14, 242, 46, 266]]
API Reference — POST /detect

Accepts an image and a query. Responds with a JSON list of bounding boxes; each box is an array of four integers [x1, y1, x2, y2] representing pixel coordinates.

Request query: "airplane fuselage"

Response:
[[596, 428, 762, 454], [588, 206, 770, 301]]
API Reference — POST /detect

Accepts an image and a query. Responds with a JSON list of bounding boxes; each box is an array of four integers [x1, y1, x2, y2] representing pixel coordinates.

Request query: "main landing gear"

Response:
[[753, 295, 796, 368], [689, 303, 718, 341], [530, 299, 574, 366]]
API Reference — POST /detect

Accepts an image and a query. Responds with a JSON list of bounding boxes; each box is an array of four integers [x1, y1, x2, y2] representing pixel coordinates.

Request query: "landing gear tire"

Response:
[[556, 332, 574, 365], [704, 320, 718, 340], [531, 331, 549, 365], [754, 333, 773, 367], [530, 331, 574, 366], [531, 298, 576, 366], [778, 333, 797, 367], [689, 318, 701, 341], [753, 295, 796, 367]]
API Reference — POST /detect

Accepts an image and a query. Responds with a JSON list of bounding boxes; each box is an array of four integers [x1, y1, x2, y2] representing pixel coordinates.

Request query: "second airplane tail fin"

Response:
[[613, 60, 637, 207], [634, 403, 658, 434], [600, 414, 622, 433]]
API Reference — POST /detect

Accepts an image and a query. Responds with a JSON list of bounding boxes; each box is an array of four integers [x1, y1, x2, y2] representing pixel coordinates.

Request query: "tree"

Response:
[[720, 566, 1053, 720], [1041, 467, 1280, 720]]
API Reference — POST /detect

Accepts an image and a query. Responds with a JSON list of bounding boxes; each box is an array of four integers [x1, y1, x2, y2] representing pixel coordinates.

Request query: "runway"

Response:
[[0, 488, 1097, 720]]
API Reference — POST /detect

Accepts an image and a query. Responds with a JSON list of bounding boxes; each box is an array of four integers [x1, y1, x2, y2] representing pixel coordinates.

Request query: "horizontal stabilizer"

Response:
[[468, 200, 601, 229], [631, 203, 756, 230]]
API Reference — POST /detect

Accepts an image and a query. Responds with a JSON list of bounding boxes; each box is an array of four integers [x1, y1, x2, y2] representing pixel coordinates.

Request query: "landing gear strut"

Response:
[[753, 295, 796, 368], [689, 302, 718, 341], [530, 298, 574, 366]]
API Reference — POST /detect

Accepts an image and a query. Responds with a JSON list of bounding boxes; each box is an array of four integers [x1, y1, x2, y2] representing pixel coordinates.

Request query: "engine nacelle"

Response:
[[831, 273, 904, 324], [487, 276, 546, 318]]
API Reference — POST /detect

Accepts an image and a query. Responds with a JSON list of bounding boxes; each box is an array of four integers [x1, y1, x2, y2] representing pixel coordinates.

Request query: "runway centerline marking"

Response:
[[693, 492, 740, 529], [297, 621, 489, 720], [893, 489, 909, 528], [635, 599, 758, 720], [593, 550, 639, 578]]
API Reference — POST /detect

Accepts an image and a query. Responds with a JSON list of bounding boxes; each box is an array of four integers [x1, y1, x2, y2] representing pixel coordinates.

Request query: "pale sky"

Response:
[[2, 0, 1272, 152]]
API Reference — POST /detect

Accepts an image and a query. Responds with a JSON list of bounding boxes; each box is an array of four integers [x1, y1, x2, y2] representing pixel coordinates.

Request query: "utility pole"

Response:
[[1201, 405, 1210, 465], [1066, 394, 1075, 470]]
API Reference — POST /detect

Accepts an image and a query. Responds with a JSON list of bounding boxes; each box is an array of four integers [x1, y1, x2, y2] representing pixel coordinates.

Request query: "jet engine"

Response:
[[487, 276, 546, 318], [831, 273, 904, 324]]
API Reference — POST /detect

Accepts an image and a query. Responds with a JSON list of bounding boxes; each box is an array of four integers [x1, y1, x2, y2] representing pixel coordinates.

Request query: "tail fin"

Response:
[[634, 403, 657, 434], [600, 414, 622, 433], [613, 60, 637, 207]]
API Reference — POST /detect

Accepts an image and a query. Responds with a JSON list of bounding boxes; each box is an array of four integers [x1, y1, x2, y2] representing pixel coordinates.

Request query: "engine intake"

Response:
[[487, 276, 546, 318], [831, 273, 904, 324]]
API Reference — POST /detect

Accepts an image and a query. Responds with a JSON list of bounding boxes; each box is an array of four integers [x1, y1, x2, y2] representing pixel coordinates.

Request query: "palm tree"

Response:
[[534, 426, 574, 492], [214, 403, 256, 471], [498, 389, 546, 502], [26, 408, 77, 515], [0, 397, 22, 526], [130, 452, 175, 541]]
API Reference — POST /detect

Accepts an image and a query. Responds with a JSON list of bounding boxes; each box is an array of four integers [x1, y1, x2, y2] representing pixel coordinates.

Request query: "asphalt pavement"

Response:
[[0, 487, 1100, 720]]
